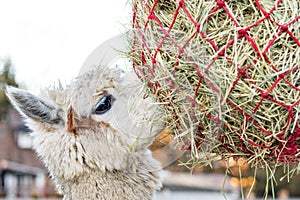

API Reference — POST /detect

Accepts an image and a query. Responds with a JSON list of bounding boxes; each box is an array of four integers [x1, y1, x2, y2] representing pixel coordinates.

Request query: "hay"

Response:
[[131, 0, 300, 172]]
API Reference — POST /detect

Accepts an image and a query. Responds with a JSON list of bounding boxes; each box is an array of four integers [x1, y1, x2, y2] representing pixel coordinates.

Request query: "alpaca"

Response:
[[6, 68, 163, 200]]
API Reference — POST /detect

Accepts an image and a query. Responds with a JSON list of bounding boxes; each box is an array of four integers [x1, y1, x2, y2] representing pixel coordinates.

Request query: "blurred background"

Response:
[[1, 0, 300, 199]]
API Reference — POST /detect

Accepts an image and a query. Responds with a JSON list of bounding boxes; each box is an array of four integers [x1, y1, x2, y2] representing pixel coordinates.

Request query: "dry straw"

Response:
[[131, 0, 300, 175]]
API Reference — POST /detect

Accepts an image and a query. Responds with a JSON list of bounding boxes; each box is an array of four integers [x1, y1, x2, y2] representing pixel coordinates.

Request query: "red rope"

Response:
[[133, 0, 300, 163]]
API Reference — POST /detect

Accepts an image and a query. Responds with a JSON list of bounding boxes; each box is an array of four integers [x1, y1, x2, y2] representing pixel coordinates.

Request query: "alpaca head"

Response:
[[6, 68, 163, 180]]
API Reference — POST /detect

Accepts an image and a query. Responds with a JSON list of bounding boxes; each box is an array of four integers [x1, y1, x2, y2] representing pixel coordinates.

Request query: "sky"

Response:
[[0, 0, 131, 93]]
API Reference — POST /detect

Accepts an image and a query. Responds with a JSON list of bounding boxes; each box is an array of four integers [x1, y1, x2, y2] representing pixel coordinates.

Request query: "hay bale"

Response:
[[131, 0, 300, 169]]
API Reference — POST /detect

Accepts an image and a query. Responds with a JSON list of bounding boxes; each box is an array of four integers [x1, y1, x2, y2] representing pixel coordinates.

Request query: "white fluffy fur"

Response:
[[6, 68, 163, 199]]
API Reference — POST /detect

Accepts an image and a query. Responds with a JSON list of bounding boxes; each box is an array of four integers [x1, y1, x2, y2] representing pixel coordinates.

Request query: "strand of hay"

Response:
[[131, 0, 300, 176]]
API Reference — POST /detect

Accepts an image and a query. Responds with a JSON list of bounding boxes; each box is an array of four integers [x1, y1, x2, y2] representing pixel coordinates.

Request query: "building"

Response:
[[0, 109, 58, 198]]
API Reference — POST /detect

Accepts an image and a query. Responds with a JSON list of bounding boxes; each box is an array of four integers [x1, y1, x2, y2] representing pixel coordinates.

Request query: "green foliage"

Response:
[[0, 58, 19, 121]]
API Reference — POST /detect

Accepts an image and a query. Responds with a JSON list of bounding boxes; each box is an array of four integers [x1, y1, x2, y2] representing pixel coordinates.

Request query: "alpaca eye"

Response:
[[94, 95, 115, 114]]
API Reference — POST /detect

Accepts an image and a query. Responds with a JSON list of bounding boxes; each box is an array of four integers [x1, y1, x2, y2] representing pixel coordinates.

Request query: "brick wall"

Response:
[[0, 110, 43, 168]]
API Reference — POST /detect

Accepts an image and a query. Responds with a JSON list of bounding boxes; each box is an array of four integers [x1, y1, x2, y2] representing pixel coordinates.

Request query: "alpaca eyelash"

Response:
[[93, 89, 108, 97]]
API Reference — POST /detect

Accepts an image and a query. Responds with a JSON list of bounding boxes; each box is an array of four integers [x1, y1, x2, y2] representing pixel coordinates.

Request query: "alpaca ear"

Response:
[[6, 86, 62, 124]]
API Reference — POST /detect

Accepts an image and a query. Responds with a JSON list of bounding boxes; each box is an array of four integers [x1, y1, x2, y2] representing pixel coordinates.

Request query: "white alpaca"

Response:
[[6, 68, 163, 200]]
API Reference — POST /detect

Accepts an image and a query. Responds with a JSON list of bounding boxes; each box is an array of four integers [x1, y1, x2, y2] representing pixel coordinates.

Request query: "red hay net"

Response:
[[132, 0, 300, 164]]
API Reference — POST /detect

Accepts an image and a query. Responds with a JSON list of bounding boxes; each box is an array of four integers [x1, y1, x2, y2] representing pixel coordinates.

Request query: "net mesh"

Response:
[[131, 0, 300, 167]]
